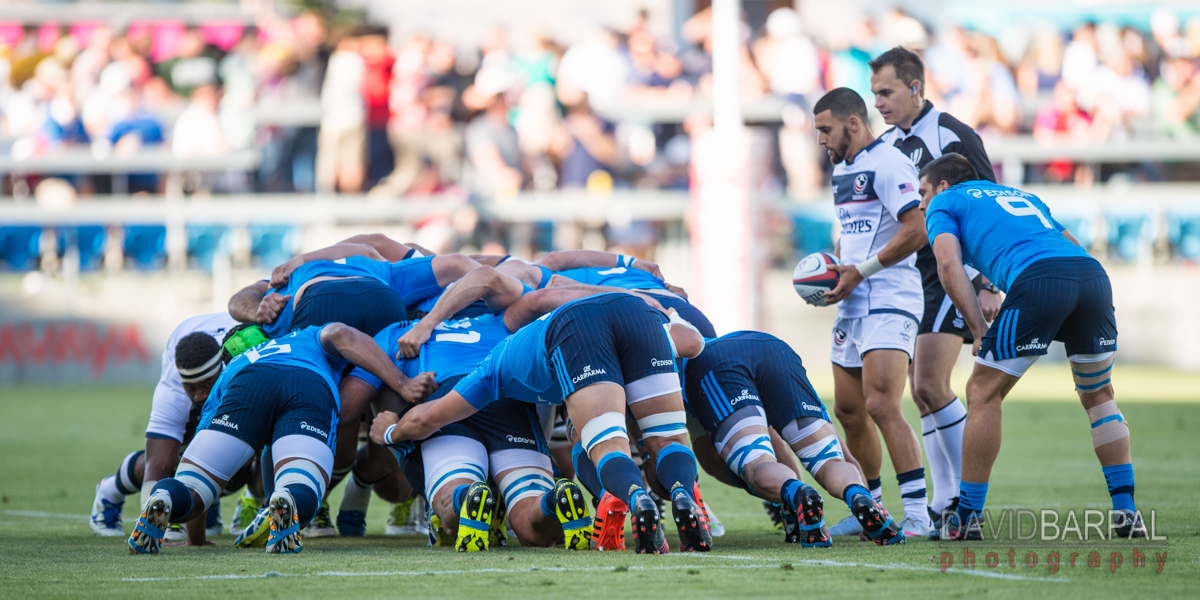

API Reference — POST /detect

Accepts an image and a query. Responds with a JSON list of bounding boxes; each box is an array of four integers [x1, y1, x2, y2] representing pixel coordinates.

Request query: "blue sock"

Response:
[[151, 478, 193, 522], [957, 481, 989, 522], [596, 451, 645, 507], [540, 489, 557, 518], [260, 447, 275, 497], [451, 484, 471, 510], [842, 483, 870, 511], [283, 483, 320, 527], [571, 442, 604, 499], [1102, 464, 1136, 512], [780, 479, 804, 513], [654, 443, 697, 500]]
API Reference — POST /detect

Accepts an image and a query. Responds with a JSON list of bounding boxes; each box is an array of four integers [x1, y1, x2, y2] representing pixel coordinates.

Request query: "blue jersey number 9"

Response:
[[996, 197, 1053, 229]]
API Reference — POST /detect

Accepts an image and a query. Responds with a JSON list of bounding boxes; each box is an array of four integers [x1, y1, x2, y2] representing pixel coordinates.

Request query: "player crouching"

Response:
[[128, 322, 435, 554]]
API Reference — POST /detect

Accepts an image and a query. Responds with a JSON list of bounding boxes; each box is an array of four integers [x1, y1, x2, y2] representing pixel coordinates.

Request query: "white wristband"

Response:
[[856, 255, 885, 279], [384, 424, 398, 446]]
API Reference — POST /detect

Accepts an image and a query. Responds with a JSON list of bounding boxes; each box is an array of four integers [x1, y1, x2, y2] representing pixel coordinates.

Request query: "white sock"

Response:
[[897, 469, 932, 527], [921, 414, 953, 513], [931, 398, 967, 499], [97, 475, 126, 504], [339, 473, 373, 514]]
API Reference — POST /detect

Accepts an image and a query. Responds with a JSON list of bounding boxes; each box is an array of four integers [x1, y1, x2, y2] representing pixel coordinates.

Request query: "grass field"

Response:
[[2, 372, 1198, 599]]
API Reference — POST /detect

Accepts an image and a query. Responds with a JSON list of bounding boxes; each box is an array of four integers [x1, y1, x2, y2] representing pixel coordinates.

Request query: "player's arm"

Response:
[[932, 233, 988, 354], [270, 243, 385, 288], [395, 266, 527, 358], [319, 323, 438, 403], [502, 285, 661, 331], [825, 208, 927, 303], [336, 233, 416, 261], [229, 280, 290, 325], [370, 391, 479, 445], [143, 437, 182, 486], [536, 250, 664, 280]]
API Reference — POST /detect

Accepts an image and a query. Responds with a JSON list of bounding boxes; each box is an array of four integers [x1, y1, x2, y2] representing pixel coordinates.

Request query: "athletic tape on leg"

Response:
[[780, 417, 827, 447], [275, 459, 328, 503], [796, 434, 843, 476], [175, 463, 221, 511], [723, 434, 774, 477], [635, 410, 687, 439], [497, 467, 555, 512], [1086, 400, 1129, 449], [580, 412, 628, 453], [1071, 353, 1115, 392]]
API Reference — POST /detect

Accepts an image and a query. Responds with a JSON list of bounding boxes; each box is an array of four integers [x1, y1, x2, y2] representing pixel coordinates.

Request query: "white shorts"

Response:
[[830, 312, 918, 369]]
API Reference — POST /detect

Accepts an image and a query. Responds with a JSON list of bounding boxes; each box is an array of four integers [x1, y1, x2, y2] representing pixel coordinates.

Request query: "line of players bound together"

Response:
[[90, 46, 1145, 557]]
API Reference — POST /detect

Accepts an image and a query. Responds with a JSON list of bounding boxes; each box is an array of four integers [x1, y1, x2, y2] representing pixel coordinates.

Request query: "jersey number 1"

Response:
[[996, 197, 1052, 229]]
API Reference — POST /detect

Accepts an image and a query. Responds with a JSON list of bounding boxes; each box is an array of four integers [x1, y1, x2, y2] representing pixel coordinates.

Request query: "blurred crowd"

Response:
[[3, 5, 1200, 199]]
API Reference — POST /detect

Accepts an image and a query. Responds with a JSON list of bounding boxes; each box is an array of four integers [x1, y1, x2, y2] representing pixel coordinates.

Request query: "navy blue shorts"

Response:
[[422, 376, 549, 453], [545, 294, 677, 394], [199, 363, 338, 451], [980, 258, 1117, 359], [653, 293, 717, 338], [684, 332, 829, 435], [292, 278, 408, 337]]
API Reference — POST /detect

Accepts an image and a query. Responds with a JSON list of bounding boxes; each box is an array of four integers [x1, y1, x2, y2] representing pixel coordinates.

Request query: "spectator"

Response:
[[156, 28, 223, 98], [359, 25, 395, 189], [1152, 55, 1200, 138], [316, 29, 365, 193], [1033, 81, 1093, 183], [549, 92, 617, 189], [108, 88, 164, 193], [463, 74, 523, 197], [754, 8, 823, 107]]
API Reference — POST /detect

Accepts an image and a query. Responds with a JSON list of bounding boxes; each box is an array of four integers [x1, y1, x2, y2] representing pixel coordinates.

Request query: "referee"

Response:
[[869, 46, 1002, 525]]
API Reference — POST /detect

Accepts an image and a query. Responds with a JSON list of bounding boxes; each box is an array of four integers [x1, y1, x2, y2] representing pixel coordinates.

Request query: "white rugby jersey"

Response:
[[145, 312, 237, 442], [831, 138, 924, 321]]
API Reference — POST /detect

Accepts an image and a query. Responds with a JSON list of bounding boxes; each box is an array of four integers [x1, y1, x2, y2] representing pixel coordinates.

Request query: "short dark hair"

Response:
[[812, 87, 869, 123], [868, 46, 925, 95], [919, 153, 978, 188], [176, 332, 221, 371]]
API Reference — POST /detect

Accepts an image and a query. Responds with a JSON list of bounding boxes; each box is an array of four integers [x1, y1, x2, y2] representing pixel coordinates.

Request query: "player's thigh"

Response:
[[965, 360, 1023, 407], [181, 429, 254, 484], [492, 450, 555, 515], [860, 349, 910, 401], [564, 383, 632, 460], [422, 435, 488, 504], [832, 363, 866, 418]]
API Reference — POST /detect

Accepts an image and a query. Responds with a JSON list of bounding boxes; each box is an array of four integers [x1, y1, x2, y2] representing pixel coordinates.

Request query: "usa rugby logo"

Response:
[[833, 328, 847, 346], [853, 173, 868, 194]]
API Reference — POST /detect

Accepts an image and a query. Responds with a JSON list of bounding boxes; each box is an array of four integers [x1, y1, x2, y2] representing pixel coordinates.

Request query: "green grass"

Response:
[[1, 385, 1198, 598]]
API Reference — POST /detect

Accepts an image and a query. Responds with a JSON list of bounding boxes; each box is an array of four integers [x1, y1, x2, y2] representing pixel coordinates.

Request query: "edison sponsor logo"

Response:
[[572, 365, 607, 384], [801, 402, 821, 413], [651, 357, 673, 368], [1017, 337, 1049, 352], [211, 414, 238, 430], [300, 421, 328, 438], [506, 435, 536, 445], [1100, 338, 1116, 346]]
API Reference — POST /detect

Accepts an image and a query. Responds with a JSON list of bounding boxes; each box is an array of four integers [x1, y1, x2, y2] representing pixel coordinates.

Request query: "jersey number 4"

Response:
[[996, 197, 1052, 229]]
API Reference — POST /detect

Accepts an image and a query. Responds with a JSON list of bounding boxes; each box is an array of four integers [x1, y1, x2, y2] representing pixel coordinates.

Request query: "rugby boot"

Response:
[[670, 490, 711, 552], [231, 493, 261, 535], [265, 490, 303, 554], [1113, 509, 1147, 539], [234, 506, 271, 548], [306, 500, 337, 538], [632, 492, 669, 555], [455, 482, 495, 552], [127, 492, 171, 555], [851, 494, 905, 546], [590, 491, 628, 551], [90, 485, 124, 537], [553, 480, 592, 550]]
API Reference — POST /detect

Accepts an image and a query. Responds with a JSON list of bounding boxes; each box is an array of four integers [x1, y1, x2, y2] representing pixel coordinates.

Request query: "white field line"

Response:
[[3, 510, 90, 519], [122, 557, 1069, 584]]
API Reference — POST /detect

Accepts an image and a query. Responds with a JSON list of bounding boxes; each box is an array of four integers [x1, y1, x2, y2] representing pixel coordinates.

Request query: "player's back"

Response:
[[407, 314, 512, 380], [926, 181, 1091, 292], [556, 266, 666, 290], [222, 326, 346, 396]]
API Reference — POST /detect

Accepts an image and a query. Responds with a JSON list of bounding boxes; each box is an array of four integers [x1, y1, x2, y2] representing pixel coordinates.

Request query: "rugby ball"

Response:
[[792, 252, 841, 306]]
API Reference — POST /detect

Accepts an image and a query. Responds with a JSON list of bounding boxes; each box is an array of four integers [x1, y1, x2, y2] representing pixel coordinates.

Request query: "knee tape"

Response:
[[175, 463, 221, 511], [1086, 400, 1129, 449], [275, 459, 327, 502], [1071, 352, 1114, 393], [795, 434, 844, 476], [497, 467, 555, 512], [724, 434, 774, 478], [780, 416, 828, 447], [636, 411, 687, 439], [580, 412, 628, 454]]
